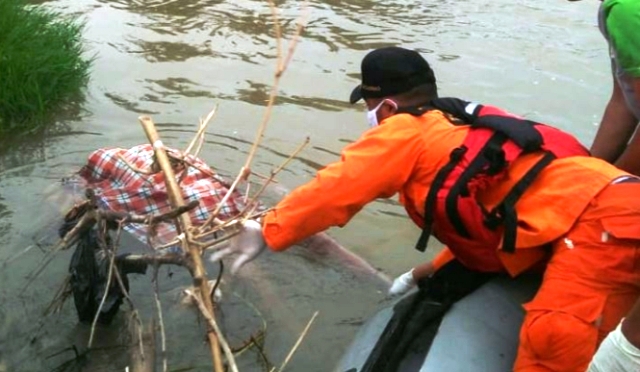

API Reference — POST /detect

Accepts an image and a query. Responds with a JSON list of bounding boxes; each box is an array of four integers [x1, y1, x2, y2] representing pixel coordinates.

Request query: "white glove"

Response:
[[388, 269, 417, 297], [208, 219, 267, 274]]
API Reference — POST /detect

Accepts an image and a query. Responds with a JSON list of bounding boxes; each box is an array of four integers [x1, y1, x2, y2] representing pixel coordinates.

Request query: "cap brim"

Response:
[[349, 85, 363, 104]]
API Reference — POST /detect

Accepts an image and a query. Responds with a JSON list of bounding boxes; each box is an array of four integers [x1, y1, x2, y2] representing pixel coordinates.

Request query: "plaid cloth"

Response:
[[78, 144, 246, 246]]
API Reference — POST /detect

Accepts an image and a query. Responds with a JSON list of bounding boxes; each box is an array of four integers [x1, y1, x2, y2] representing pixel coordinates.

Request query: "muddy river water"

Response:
[[0, 0, 613, 371]]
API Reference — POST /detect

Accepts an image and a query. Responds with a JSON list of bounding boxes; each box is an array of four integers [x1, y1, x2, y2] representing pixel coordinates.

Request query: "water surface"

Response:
[[0, 0, 610, 370]]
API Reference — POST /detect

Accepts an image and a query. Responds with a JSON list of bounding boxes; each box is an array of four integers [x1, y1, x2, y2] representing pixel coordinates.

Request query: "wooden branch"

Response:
[[271, 311, 318, 372], [243, 182, 251, 205], [199, 166, 249, 230], [268, 0, 283, 72], [243, 0, 304, 169], [280, 2, 309, 77], [198, 2, 307, 233], [243, 137, 309, 218], [165, 151, 242, 190], [88, 243, 117, 348], [22, 252, 62, 292], [148, 237, 182, 251], [153, 267, 168, 372], [55, 211, 95, 251], [195, 227, 240, 251], [87, 221, 147, 358], [193, 134, 206, 159], [138, 115, 224, 372], [193, 209, 268, 244], [130, 317, 157, 372], [127, 310, 146, 368], [184, 105, 217, 156], [185, 290, 239, 372], [116, 286, 146, 365], [202, 0, 309, 235], [120, 253, 186, 267], [103, 200, 199, 225], [250, 170, 276, 182], [43, 275, 72, 316], [193, 120, 208, 159], [26, 198, 92, 291]]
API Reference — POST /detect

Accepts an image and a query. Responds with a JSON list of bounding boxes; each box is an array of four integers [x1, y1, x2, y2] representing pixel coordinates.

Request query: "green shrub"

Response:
[[0, 0, 91, 132]]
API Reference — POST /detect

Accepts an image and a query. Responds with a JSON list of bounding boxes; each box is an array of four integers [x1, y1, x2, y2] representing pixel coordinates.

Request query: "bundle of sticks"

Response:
[[42, 1, 317, 371]]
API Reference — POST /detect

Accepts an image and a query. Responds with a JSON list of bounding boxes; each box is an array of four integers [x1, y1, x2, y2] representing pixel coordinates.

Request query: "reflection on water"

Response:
[[105, 92, 161, 114], [0, 0, 612, 370], [129, 40, 216, 62], [146, 77, 216, 100]]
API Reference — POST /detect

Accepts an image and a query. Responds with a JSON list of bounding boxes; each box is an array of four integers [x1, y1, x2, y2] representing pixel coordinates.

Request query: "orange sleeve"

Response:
[[263, 117, 426, 250], [431, 247, 455, 271]]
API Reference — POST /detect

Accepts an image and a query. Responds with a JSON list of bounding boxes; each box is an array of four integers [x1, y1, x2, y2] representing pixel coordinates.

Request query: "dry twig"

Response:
[[153, 266, 168, 372], [87, 231, 118, 348], [199, 1, 308, 231], [271, 311, 319, 372], [184, 105, 218, 156], [186, 290, 239, 372], [43, 275, 72, 316], [243, 137, 310, 219]]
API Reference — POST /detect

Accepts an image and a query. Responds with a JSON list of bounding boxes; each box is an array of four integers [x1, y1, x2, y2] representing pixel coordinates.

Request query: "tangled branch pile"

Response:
[[38, 1, 315, 371]]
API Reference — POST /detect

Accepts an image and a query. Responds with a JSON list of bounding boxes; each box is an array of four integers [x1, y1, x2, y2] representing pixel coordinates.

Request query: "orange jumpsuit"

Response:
[[262, 110, 640, 371]]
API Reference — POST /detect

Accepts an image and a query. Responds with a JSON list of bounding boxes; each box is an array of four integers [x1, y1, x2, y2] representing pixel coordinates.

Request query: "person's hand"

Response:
[[387, 269, 417, 297], [208, 219, 267, 274]]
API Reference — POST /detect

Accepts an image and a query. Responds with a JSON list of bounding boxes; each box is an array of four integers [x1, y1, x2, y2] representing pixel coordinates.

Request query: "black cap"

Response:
[[349, 47, 436, 104]]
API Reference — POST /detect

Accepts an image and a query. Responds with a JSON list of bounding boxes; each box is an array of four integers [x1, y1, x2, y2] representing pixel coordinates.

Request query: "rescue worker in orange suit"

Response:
[[209, 46, 640, 372]]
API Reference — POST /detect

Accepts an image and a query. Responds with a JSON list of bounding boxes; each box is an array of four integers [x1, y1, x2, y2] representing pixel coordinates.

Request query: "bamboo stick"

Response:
[[138, 116, 224, 372]]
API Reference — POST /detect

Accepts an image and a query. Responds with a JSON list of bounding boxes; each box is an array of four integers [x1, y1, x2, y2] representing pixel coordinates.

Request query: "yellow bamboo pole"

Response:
[[138, 115, 224, 372]]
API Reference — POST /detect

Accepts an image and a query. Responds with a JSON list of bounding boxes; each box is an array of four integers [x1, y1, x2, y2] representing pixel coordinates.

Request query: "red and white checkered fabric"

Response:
[[78, 144, 246, 246]]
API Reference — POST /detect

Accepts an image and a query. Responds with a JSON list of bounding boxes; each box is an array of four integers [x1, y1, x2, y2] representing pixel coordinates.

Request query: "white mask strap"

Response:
[[366, 99, 397, 128]]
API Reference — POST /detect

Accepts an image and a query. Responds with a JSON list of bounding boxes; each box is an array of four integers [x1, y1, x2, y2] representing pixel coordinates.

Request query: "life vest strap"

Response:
[[415, 146, 468, 252], [446, 133, 508, 238], [400, 97, 545, 153], [429, 97, 479, 123], [405, 97, 572, 256], [483, 151, 557, 253], [396, 97, 476, 124], [473, 115, 543, 152]]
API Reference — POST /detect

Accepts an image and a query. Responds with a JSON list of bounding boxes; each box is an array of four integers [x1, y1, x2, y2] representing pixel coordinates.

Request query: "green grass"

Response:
[[0, 0, 92, 132]]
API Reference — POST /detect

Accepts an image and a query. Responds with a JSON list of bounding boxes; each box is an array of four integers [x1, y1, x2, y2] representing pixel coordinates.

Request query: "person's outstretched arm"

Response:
[[211, 115, 430, 273]]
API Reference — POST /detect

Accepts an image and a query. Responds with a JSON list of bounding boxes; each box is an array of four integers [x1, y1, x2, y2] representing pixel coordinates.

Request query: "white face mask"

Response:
[[366, 99, 397, 128]]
